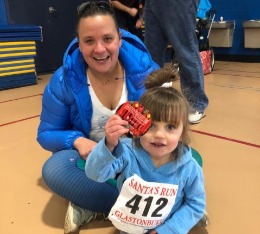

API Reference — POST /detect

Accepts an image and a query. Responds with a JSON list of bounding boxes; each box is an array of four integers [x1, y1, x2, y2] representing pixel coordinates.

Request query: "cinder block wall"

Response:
[[210, 0, 260, 57]]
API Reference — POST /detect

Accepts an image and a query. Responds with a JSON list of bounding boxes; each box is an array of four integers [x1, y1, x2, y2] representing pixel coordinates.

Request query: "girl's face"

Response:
[[140, 121, 183, 166], [78, 15, 122, 74]]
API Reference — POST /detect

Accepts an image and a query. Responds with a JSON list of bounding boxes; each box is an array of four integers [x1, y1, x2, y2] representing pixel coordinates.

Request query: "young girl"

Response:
[[85, 68, 206, 234]]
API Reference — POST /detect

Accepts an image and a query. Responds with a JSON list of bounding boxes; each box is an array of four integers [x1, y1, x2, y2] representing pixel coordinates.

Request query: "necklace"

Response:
[[87, 61, 124, 85], [102, 77, 125, 85], [87, 77, 124, 86], [101, 78, 111, 85]]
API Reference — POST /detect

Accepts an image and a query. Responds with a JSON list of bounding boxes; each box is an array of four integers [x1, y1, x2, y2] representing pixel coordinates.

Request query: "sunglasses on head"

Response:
[[77, 1, 114, 17]]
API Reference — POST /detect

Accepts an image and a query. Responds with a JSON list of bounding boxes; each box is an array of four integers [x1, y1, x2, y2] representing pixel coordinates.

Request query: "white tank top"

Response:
[[88, 77, 128, 142]]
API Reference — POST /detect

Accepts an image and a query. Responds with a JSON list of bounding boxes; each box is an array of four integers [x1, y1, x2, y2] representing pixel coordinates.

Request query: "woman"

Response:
[[37, 1, 159, 233]]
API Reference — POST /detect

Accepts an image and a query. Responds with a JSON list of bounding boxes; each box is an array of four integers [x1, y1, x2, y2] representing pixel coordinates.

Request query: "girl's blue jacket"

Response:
[[86, 137, 206, 234]]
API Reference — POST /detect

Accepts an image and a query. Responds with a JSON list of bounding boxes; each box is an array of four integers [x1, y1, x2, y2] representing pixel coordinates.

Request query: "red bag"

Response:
[[200, 50, 212, 75]]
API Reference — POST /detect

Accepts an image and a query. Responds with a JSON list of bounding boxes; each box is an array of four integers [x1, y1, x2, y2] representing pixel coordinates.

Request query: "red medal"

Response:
[[116, 101, 151, 137]]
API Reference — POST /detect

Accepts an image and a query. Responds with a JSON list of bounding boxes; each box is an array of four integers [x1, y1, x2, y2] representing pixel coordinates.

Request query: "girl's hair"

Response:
[[76, 1, 119, 37], [135, 68, 191, 158]]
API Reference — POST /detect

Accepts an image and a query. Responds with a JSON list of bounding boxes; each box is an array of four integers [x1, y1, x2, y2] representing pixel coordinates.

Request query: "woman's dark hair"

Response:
[[76, 1, 119, 36]]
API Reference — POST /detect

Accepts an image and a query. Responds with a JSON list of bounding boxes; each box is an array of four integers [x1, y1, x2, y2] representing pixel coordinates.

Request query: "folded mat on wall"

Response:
[[0, 41, 36, 59], [0, 58, 37, 90], [0, 58, 35, 77], [0, 25, 42, 41], [0, 25, 41, 89], [0, 73, 37, 90]]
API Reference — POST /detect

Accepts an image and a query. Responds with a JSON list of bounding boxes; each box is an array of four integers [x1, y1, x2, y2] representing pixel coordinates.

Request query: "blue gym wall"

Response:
[[1, 0, 260, 58], [0, 0, 8, 24], [210, 0, 260, 58]]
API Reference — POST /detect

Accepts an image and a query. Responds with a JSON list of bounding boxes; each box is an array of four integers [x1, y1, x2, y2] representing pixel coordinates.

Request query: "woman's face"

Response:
[[78, 15, 122, 74]]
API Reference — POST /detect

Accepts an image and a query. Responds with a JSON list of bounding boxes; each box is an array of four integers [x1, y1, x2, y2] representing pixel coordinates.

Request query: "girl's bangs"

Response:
[[140, 88, 187, 127]]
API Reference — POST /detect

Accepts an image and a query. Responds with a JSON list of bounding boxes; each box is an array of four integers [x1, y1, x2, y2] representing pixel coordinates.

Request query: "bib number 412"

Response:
[[125, 194, 168, 217]]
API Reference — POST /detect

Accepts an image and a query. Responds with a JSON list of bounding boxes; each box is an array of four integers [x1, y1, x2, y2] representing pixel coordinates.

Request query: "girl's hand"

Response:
[[74, 137, 97, 160], [105, 114, 129, 151]]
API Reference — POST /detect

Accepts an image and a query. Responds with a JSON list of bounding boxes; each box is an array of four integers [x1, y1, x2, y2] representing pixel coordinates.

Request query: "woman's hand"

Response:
[[74, 137, 97, 160], [105, 114, 129, 152], [149, 230, 157, 234]]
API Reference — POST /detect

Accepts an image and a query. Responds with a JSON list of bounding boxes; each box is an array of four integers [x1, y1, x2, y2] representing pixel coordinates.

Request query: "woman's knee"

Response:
[[41, 150, 80, 187]]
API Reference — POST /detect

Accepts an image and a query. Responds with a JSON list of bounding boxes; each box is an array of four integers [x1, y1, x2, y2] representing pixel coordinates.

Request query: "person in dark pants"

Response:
[[144, 0, 209, 124], [110, 0, 145, 41]]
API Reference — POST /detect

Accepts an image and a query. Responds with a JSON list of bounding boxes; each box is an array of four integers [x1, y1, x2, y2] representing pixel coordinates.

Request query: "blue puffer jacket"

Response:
[[37, 29, 159, 152]]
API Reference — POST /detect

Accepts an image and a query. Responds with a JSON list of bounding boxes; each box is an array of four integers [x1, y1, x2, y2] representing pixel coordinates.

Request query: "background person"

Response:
[[110, 0, 145, 41], [37, 1, 159, 233], [144, 0, 209, 124]]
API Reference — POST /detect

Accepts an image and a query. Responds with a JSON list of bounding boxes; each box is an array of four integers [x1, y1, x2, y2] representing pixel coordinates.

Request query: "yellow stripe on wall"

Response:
[[0, 64, 35, 71], [0, 41, 35, 46], [0, 69, 35, 77], [0, 59, 34, 65], [0, 52, 36, 58], [0, 46, 36, 52]]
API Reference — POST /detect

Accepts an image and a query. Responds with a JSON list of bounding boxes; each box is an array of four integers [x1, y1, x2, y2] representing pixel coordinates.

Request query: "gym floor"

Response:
[[0, 61, 260, 234]]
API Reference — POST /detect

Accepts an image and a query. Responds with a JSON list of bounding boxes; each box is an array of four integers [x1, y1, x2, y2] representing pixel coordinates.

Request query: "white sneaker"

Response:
[[188, 111, 205, 124], [64, 202, 94, 233], [196, 211, 211, 227]]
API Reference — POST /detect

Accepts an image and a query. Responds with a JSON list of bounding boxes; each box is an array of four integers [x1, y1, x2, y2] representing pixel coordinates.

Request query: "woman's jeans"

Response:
[[42, 150, 119, 214]]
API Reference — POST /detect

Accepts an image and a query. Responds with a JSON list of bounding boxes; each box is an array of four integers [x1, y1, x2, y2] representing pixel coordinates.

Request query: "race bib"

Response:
[[109, 174, 178, 234]]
